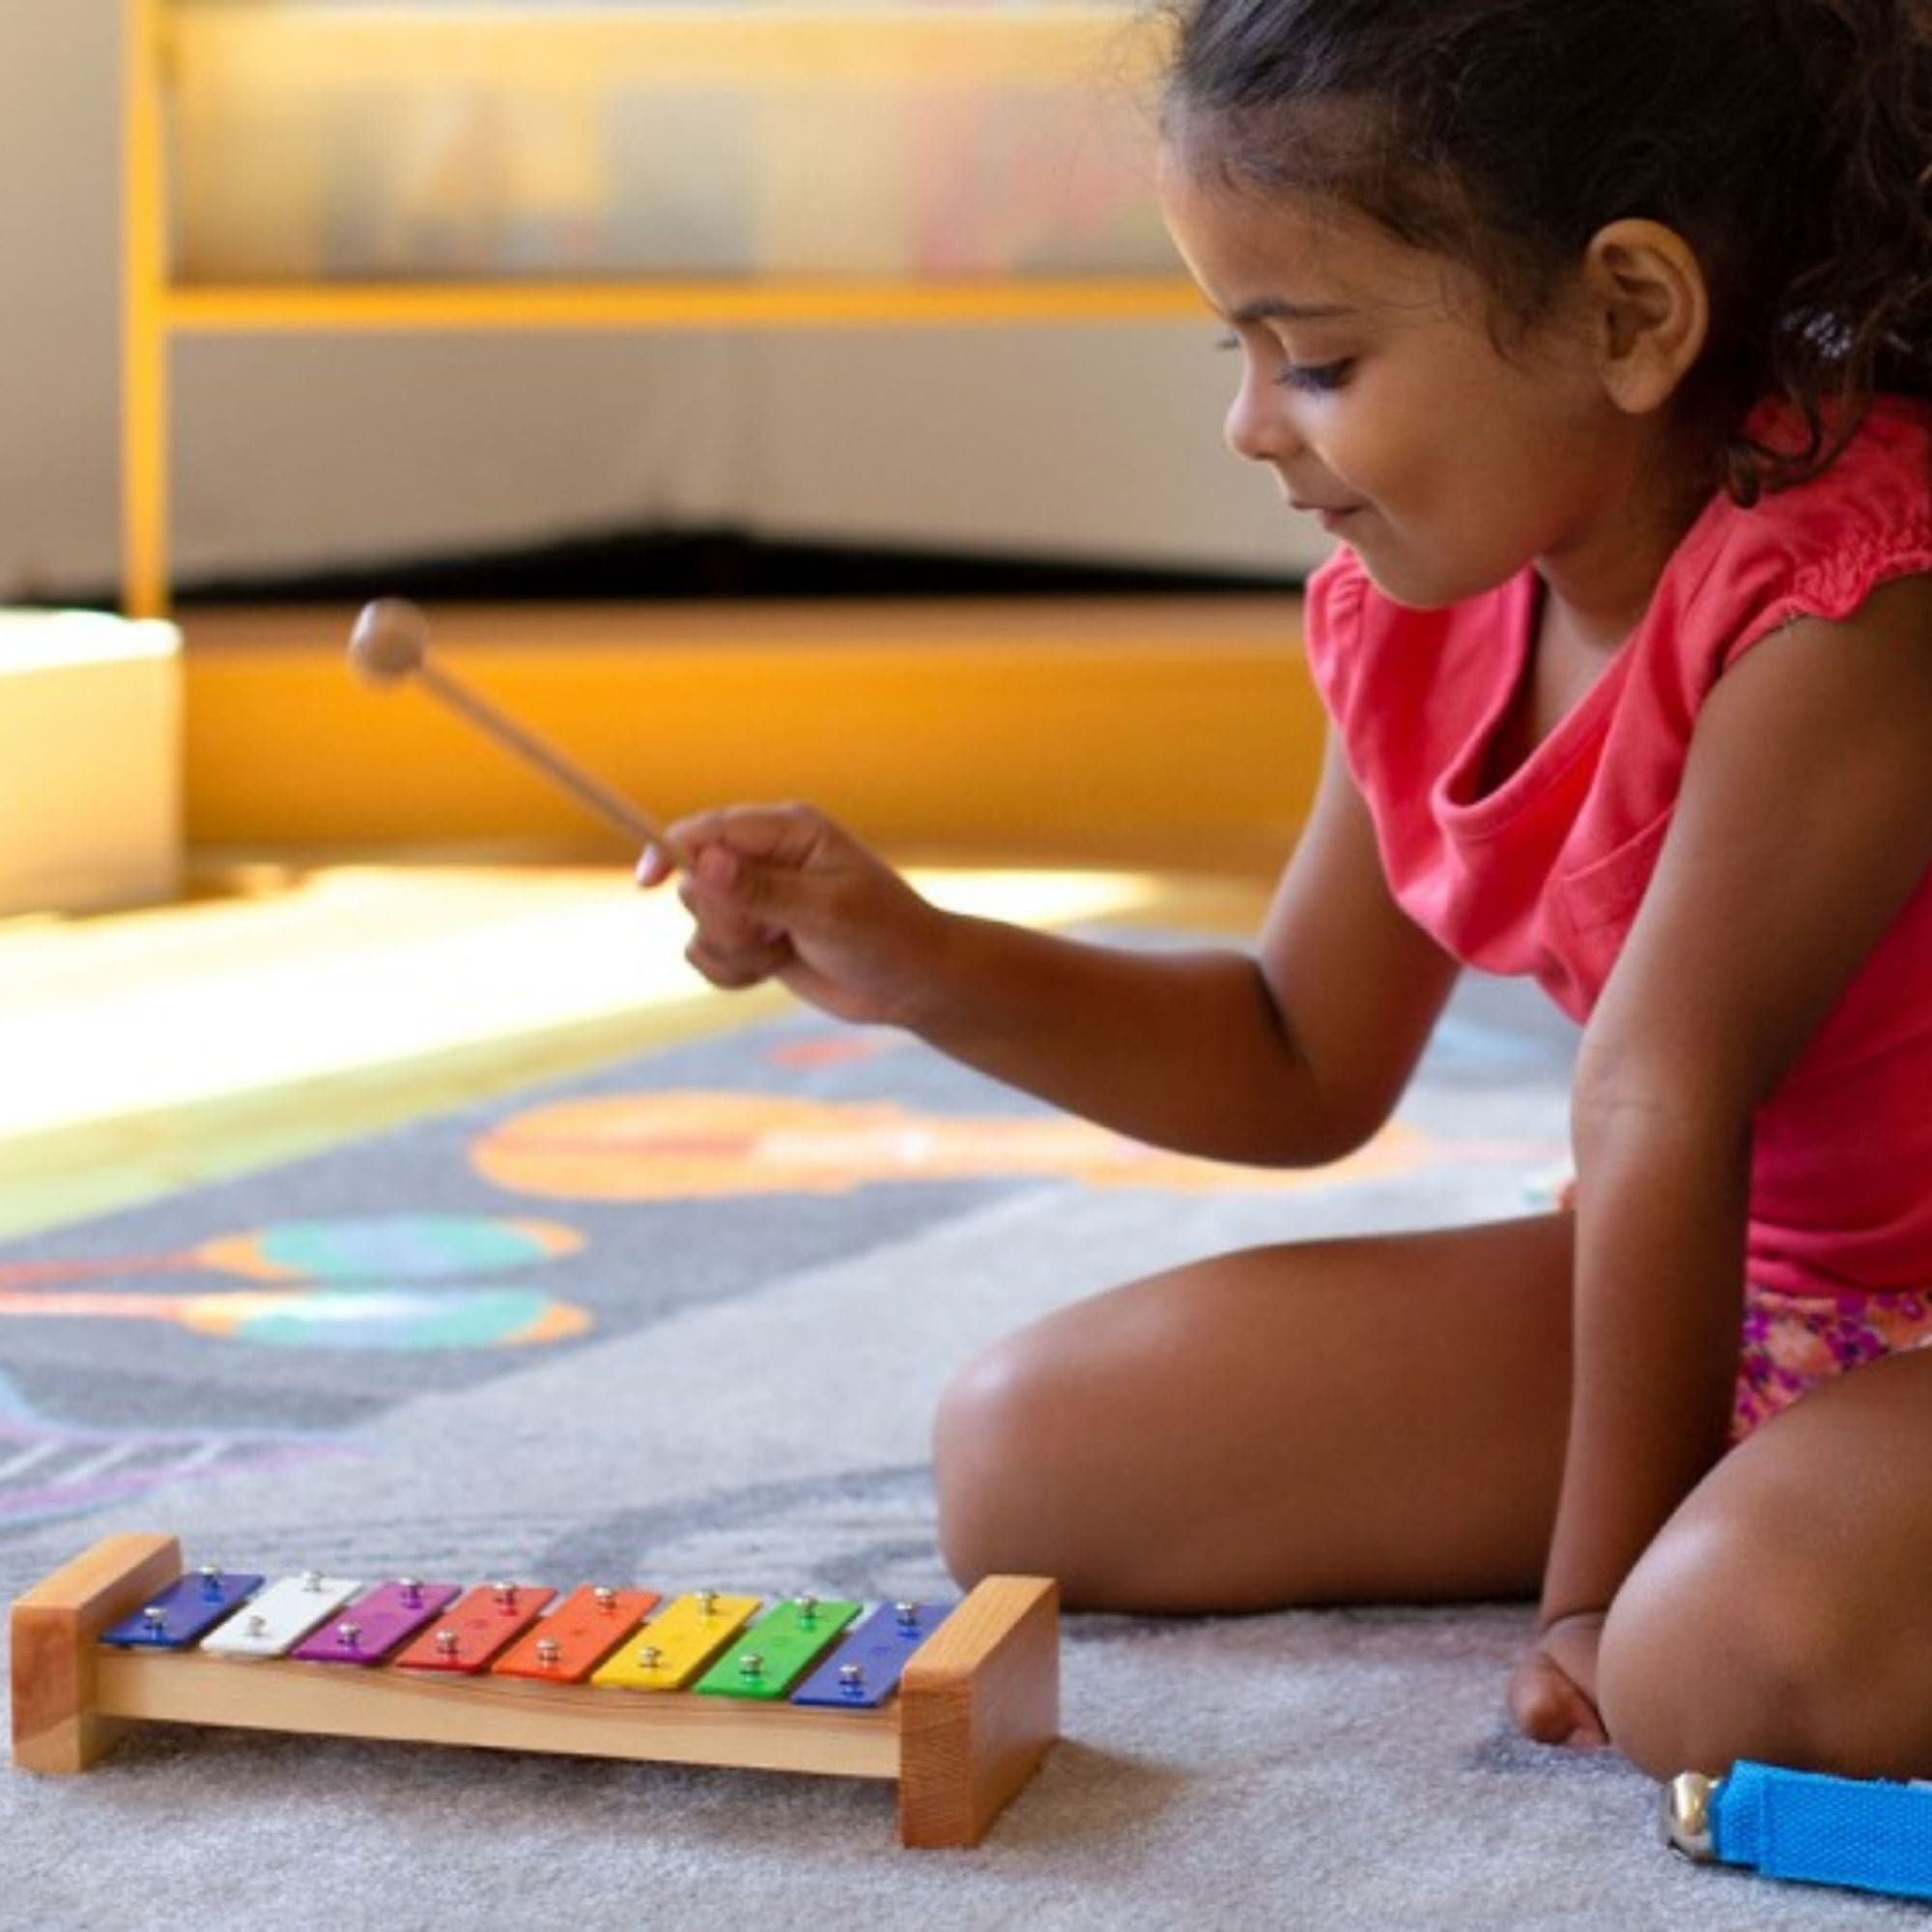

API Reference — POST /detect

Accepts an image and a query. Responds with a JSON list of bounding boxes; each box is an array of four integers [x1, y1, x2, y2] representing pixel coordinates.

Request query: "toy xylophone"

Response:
[[10, 1534, 1059, 1848]]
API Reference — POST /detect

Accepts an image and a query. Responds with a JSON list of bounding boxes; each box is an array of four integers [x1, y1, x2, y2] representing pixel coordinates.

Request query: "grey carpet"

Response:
[[0, 962, 1917, 1929]]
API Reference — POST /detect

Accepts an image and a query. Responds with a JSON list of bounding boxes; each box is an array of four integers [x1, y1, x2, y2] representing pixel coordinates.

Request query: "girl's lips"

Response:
[[1298, 503, 1363, 533]]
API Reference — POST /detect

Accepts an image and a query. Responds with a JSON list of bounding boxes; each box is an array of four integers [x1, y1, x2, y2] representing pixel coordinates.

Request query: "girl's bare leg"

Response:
[[933, 1211, 1576, 1612], [1600, 1346, 1932, 1781]]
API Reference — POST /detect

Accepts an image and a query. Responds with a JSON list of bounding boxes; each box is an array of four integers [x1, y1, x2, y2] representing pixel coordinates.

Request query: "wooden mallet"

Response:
[[348, 599, 676, 860]]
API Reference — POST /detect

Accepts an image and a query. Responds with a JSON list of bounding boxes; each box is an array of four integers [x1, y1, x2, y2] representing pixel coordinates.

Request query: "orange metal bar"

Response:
[[162, 278, 1202, 334]]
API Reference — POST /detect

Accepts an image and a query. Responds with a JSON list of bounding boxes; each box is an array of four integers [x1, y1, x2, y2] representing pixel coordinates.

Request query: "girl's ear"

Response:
[[1581, 219, 1709, 414]]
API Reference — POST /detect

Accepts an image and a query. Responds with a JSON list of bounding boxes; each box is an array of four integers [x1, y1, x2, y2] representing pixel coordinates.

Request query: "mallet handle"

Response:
[[418, 660, 669, 850]]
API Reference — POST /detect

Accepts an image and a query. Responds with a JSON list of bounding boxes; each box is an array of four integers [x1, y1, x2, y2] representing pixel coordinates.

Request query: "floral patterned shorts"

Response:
[[1733, 1282, 1932, 1439]]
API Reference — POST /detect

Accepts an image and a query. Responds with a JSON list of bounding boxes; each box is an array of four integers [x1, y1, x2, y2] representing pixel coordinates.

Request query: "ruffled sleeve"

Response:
[[1704, 398, 1932, 677]]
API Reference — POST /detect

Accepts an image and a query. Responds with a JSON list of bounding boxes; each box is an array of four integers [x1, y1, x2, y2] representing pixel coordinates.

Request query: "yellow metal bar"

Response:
[[162, 278, 1202, 334], [122, 0, 171, 619]]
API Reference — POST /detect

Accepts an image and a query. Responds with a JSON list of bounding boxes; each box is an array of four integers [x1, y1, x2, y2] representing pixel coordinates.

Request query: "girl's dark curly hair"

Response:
[[1162, 0, 1932, 501]]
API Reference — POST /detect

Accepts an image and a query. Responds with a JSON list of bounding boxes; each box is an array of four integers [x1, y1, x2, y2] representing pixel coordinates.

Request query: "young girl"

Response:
[[638, 0, 1932, 1782]]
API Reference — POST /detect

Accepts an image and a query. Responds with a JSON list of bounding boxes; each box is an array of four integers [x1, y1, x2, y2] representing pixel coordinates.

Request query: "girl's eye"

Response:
[[1278, 359, 1353, 393], [1210, 336, 1352, 393]]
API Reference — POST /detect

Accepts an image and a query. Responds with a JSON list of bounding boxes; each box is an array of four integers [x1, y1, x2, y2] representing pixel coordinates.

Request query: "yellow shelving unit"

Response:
[[120, 0, 1202, 618]]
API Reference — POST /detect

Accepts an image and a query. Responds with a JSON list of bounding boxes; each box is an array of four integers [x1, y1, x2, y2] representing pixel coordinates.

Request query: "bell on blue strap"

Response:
[[1663, 1761, 1932, 1901]]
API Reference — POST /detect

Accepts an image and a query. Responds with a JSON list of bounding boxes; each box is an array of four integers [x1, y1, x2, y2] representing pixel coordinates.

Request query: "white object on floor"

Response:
[[0, 610, 181, 918]]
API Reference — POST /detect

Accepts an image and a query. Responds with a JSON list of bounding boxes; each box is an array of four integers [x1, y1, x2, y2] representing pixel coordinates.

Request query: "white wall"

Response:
[[0, 2, 1325, 601]]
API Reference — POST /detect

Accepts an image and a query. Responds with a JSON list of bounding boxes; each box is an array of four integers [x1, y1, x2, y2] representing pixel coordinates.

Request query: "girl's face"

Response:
[[1159, 155, 1637, 610]]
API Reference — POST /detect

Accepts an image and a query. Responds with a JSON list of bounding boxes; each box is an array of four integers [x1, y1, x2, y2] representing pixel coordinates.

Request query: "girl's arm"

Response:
[[1528, 574, 1932, 1712], [645, 734, 1461, 1165]]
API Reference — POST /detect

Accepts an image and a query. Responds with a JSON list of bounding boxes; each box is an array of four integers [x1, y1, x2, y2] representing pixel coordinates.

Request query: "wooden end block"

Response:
[[895, 1574, 1058, 1849], [10, 1533, 182, 1772]]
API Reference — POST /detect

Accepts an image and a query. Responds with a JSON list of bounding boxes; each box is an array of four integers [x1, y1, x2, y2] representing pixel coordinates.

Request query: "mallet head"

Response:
[[348, 598, 431, 683]]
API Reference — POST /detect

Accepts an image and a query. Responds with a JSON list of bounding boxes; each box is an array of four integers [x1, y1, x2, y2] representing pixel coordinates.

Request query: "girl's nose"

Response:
[[1224, 366, 1296, 465]]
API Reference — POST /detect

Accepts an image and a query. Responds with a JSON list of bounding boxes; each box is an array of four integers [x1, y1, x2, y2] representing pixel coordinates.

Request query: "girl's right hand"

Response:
[[636, 804, 951, 1029]]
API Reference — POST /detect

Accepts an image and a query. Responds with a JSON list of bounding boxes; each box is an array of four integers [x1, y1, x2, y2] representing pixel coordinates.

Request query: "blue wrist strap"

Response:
[[1709, 1762, 1932, 1900]]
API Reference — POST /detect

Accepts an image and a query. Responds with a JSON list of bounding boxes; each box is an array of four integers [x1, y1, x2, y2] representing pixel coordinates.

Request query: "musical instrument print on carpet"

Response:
[[0, 1214, 591, 1350], [0, 991, 1573, 1548], [0, 1212, 583, 1287], [469, 1092, 1443, 1201]]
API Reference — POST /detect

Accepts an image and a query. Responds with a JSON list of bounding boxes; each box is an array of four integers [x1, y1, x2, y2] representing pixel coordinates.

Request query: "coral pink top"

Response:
[[1304, 398, 1932, 1296]]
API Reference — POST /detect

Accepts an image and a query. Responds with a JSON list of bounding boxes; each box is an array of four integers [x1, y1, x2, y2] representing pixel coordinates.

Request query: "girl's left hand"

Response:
[[1508, 1611, 1609, 1749]]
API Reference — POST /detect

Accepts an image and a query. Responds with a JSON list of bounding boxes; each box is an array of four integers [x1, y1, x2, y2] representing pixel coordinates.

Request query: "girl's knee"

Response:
[[1598, 1515, 1849, 1779], [931, 1323, 1090, 1589], [931, 1337, 1032, 1585], [930, 1287, 1192, 1602]]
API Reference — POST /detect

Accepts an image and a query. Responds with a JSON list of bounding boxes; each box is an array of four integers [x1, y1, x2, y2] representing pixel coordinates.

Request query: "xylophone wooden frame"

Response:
[[10, 1533, 1060, 1848]]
